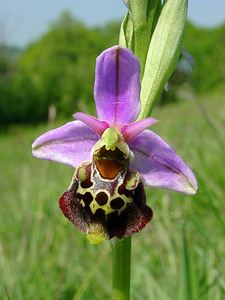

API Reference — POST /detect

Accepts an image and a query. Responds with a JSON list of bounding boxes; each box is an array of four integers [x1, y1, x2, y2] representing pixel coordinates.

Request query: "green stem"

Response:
[[112, 237, 131, 300]]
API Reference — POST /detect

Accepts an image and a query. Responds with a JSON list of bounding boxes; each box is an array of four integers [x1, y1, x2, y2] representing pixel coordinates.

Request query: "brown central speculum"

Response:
[[74, 160, 141, 217], [93, 146, 127, 180]]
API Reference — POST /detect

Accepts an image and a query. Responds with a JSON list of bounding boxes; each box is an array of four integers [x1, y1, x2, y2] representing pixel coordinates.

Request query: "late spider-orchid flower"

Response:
[[32, 46, 197, 243]]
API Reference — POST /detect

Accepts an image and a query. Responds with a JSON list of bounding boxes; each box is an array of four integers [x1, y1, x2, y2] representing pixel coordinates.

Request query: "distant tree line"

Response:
[[0, 12, 224, 125]]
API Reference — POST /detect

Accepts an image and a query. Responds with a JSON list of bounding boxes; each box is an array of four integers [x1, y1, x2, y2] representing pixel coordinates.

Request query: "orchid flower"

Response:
[[32, 46, 197, 244]]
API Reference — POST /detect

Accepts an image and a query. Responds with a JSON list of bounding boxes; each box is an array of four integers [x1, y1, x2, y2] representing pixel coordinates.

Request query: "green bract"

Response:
[[139, 0, 188, 118], [121, 0, 188, 119]]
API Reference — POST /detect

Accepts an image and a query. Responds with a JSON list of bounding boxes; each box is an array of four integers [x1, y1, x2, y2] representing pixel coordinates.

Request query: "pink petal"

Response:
[[129, 130, 198, 194], [32, 121, 99, 167], [94, 46, 141, 126]]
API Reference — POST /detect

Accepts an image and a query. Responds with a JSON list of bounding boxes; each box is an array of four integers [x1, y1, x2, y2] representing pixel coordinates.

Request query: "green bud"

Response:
[[119, 12, 134, 49], [129, 0, 161, 77]]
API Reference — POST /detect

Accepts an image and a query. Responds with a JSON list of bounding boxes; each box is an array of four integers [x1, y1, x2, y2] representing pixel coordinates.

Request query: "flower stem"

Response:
[[112, 237, 131, 300]]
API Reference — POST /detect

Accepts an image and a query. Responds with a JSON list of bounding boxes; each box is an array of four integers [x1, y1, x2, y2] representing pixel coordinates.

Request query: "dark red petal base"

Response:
[[59, 178, 153, 240]]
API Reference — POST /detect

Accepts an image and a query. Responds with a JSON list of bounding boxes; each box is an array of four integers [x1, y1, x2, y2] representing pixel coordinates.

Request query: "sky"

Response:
[[0, 0, 225, 47]]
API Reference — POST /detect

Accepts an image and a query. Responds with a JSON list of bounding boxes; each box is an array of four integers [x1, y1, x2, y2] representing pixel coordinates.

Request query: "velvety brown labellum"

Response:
[[59, 146, 153, 240]]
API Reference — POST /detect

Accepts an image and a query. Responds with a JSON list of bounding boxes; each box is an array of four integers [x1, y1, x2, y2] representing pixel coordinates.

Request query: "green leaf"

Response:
[[138, 0, 188, 119]]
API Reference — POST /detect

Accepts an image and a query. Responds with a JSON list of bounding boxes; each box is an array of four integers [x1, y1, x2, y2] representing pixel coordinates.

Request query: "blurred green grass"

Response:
[[0, 90, 225, 300]]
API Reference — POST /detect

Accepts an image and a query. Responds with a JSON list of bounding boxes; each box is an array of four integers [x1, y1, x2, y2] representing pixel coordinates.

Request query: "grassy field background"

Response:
[[0, 89, 224, 299]]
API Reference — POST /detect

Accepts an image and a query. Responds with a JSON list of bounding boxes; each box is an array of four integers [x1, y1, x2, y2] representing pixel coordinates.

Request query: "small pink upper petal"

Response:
[[74, 112, 109, 136], [121, 117, 158, 142], [94, 46, 141, 126]]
